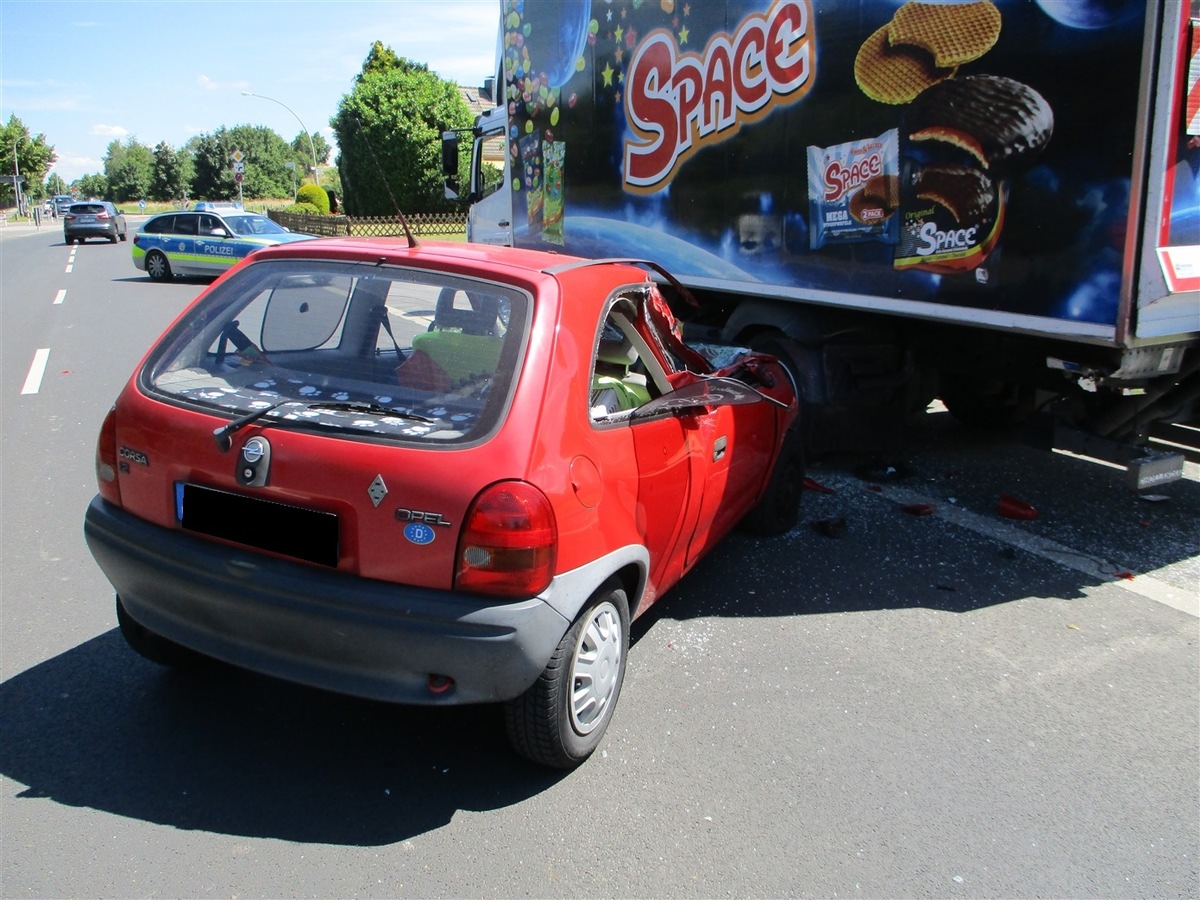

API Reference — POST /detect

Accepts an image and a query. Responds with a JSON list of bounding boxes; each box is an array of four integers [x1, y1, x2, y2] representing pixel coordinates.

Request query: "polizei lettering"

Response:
[[624, 0, 815, 193]]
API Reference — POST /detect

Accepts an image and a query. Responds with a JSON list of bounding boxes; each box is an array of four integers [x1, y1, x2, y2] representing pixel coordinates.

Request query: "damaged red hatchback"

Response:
[[84, 238, 800, 767]]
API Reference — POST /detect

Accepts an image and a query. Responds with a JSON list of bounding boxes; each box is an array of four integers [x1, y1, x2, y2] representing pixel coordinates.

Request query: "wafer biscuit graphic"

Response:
[[863, 174, 900, 210], [915, 165, 995, 222], [855, 24, 956, 105], [888, 1, 1002, 68]]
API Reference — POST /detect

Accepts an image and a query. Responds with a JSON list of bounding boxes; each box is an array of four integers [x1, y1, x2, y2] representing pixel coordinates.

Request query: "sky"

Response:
[[0, 0, 501, 183]]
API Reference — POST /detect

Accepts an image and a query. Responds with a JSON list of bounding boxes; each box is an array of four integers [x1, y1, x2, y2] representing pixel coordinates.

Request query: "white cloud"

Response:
[[50, 152, 102, 182], [90, 124, 128, 138]]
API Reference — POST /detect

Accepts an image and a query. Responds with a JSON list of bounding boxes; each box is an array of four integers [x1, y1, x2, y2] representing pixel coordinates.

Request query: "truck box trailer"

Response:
[[445, 0, 1199, 488]]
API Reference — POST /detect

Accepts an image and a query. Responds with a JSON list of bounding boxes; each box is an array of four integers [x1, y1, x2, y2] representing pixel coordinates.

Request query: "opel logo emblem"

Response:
[[242, 437, 267, 463]]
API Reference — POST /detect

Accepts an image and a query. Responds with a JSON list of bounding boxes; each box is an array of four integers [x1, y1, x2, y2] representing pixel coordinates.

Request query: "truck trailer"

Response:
[[444, 0, 1200, 488]]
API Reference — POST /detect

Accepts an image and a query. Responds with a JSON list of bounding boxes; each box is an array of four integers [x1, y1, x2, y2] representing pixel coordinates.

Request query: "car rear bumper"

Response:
[[84, 496, 571, 705], [65, 225, 118, 239]]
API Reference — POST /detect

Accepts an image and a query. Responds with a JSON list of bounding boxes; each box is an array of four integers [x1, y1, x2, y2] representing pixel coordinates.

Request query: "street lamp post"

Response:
[[241, 91, 320, 187]]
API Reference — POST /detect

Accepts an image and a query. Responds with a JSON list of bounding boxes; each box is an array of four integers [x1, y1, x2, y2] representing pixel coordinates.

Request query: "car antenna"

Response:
[[354, 114, 420, 249]]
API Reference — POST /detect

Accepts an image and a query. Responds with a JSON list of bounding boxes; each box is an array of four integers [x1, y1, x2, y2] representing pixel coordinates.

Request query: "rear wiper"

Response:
[[213, 400, 304, 451], [308, 400, 436, 422], [213, 400, 435, 452]]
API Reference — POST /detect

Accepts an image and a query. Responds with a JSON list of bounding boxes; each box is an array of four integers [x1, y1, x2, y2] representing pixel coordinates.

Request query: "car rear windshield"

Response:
[[69, 204, 107, 214], [140, 258, 529, 445]]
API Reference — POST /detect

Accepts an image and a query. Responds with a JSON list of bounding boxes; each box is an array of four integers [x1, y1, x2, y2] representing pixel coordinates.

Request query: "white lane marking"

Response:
[[66, 246, 76, 273], [21, 349, 50, 395], [822, 474, 1199, 618], [53, 289, 66, 305]]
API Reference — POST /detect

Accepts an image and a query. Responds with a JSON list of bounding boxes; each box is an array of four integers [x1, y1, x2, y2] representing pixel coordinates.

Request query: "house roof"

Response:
[[458, 86, 506, 166]]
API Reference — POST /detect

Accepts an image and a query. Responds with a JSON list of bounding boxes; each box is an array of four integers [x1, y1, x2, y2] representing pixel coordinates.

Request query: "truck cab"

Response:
[[444, 105, 511, 247]]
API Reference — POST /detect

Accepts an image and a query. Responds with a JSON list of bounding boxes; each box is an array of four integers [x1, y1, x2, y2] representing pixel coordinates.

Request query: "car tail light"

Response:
[[455, 481, 556, 598], [95, 406, 122, 506], [96, 211, 109, 219]]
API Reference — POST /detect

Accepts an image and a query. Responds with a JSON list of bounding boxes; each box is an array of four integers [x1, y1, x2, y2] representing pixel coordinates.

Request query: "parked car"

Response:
[[63, 201, 127, 244], [132, 209, 315, 280], [83, 238, 801, 768]]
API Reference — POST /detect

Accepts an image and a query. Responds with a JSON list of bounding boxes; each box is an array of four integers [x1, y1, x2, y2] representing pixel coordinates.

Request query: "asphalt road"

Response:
[[2, 222, 1197, 898]]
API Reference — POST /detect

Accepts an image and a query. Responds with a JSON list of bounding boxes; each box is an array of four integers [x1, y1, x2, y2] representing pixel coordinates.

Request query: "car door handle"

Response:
[[713, 436, 727, 462]]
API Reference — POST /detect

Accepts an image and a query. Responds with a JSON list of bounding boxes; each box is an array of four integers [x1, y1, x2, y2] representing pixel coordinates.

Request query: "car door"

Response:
[[587, 297, 703, 600], [193, 214, 237, 274], [169, 213, 200, 273], [616, 288, 783, 571]]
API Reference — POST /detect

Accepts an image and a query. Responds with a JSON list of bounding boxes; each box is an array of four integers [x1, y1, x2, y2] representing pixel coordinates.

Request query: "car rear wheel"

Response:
[[116, 595, 202, 668], [109, 233, 118, 244], [119, 230, 127, 242], [145, 250, 172, 281], [505, 580, 629, 768]]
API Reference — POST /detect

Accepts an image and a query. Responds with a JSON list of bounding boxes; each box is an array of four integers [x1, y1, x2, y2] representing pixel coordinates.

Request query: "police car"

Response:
[[132, 209, 316, 280]]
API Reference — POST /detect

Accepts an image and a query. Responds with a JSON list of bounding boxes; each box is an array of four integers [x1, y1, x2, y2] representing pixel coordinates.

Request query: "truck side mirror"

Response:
[[441, 132, 460, 201]]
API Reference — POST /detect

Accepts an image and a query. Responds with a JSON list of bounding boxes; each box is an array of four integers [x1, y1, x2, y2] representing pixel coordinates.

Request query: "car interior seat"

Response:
[[591, 329, 651, 414], [397, 290, 503, 391]]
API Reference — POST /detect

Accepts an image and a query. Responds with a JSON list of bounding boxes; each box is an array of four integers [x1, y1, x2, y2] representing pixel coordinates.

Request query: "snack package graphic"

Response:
[[808, 130, 901, 249], [543, 141, 565, 246]]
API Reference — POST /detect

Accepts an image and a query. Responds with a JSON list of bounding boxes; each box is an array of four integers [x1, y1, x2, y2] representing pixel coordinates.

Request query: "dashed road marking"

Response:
[[54, 289, 66, 305], [21, 348, 50, 395]]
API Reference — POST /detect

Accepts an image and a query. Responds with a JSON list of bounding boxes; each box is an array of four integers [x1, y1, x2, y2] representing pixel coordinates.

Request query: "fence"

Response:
[[268, 210, 467, 238]]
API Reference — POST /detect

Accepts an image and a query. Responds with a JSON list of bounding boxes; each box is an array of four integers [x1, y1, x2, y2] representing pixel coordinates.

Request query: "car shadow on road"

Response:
[[0, 631, 564, 846]]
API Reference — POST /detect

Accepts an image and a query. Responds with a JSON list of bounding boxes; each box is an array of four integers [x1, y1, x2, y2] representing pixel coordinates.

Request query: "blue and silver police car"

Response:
[[132, 209, 316, 280]]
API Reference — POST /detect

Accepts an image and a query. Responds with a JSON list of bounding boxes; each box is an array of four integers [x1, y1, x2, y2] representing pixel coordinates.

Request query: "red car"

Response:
[[84, 238, 800, 767]]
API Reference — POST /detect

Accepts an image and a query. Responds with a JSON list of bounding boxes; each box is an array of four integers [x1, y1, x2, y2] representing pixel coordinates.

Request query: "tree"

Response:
[[75, 173, 109, 199], [46, 172, 69, 197], [290, 131, 331, 182], [0, 114, 57, 207], [150, 141, 194, 202], [191, 125, 297, 200], [331, 45, 474, 216], [104, 138, 154, 202]]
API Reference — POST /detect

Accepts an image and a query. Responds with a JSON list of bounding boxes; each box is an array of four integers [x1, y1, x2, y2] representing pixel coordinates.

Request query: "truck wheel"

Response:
[[504, 580, 629, 768], [940, 376, 1033, 430], [742, 430, 804, 536], [145, 251, 172, 282], [116, 596, 201, 668]]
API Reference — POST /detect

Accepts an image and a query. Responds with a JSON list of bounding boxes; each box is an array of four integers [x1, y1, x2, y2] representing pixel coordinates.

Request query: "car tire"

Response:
[[741, 430, 804, 536], [109, 233, 118, 244], [64, 236, 73, 245], [504, 579, 629, 768], [116, 595, 202, 668], [145, 250, 172, 282], [119, 230, 127, 242]]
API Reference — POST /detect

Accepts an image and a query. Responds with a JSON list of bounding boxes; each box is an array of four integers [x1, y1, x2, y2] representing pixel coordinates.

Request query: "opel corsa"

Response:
[[84, 237, 801, 767]]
